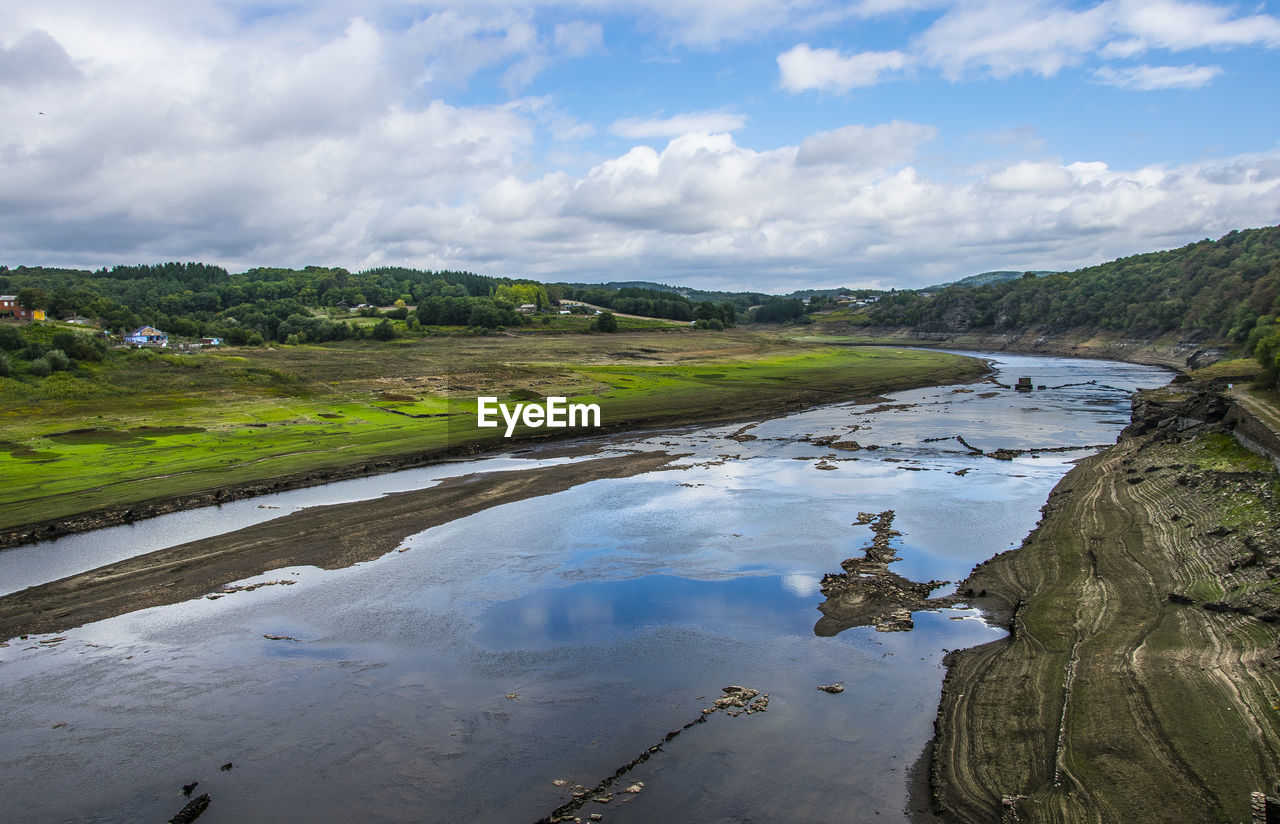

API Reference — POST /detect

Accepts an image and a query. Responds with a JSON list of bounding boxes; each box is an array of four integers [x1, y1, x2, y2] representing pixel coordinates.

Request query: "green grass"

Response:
[[1188, 432, 1274, 473], [0, 334, 985, 531]]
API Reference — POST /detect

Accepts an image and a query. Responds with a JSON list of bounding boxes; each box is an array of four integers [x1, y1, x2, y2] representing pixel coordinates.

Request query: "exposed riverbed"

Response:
[[0, 353, 1170, 823]]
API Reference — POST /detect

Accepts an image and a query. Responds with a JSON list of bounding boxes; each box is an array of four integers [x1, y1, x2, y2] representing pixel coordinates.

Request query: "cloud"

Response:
[[0, 29, 82, 88], [918, 1, 1112, 79], [795, 121, 937, 167], [2, 2, 1279, 293], [553, 21, 604, 56], [777, 44, 909, 91], [780, 0, 1280, 89], [1114, 0, 1280, 51], [1094, 62, 1223, 89], [609, 111, 747, 138]]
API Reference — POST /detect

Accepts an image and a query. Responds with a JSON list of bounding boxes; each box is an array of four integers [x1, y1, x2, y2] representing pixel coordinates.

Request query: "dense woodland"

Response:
[[556, 284, 737, 328], [0, 263, 551, 344], [3, 225, 1280, 385], [865, 226, 1280, 383]]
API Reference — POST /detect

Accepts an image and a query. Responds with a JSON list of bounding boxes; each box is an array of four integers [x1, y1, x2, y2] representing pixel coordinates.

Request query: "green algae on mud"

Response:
[[0, 334, 986, 542], [929, 404, 1280, 823]]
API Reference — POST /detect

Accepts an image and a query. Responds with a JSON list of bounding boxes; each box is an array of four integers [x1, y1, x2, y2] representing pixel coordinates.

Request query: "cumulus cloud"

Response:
[[777, 44, 909, 91], [609, 111, 747, 138], [1094, 62, 1223, 89], [2, 1, 1279, 292]]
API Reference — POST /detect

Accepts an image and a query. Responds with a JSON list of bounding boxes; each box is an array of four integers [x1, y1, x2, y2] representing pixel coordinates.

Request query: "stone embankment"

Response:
[[926, 380, 1280, 823]]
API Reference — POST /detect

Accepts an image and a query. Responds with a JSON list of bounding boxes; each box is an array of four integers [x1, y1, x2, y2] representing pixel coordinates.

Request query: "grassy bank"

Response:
[[0, 330, 986, 538]]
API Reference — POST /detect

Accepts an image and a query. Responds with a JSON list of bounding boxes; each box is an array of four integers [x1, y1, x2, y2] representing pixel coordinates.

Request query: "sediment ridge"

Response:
[[0, 451, 683, 640], [926, 382, 1280, 822]]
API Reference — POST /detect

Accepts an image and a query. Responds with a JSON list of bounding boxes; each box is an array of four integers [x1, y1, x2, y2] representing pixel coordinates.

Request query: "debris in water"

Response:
[[818, 684, 845, 694], [166, 792, 210, 824]]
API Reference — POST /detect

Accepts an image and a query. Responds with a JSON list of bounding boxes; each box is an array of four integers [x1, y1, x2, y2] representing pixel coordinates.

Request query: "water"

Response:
[[0, 353, 1170, 823]]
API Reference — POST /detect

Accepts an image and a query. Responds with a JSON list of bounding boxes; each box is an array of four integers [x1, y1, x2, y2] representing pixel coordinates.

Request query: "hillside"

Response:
[[864, 226, 1280, 382], [870, 227, 1280, 338], [924, 269, 1058, 291]]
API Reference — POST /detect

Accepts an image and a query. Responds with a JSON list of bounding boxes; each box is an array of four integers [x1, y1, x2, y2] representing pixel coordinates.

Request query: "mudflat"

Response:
[[0, 451, 683, 640], [928, 397, 1280, 822]]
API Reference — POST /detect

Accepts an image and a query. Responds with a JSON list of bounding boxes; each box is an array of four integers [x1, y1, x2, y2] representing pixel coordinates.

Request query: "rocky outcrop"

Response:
[[814, 511, 955, 635]]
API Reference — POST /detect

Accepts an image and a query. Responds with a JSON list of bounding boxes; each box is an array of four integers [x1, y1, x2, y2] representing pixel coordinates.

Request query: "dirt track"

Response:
[[929, 421, 1280, 822], [0, 451, 681, 640]]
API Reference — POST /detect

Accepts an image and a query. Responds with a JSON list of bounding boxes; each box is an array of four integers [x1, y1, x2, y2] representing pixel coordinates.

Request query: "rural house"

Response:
[[0, 295, 46, 321], [126, 326, 169, 346]]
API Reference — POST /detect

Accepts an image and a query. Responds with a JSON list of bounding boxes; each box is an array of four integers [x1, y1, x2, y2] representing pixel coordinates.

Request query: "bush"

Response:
[[44, 349, 70, 370], [371, 319, 396, 340], [28, 357, 51, 377], [0, 326, 23, 351], [0, 350, 10, 377], [593, 311, 618, 333]]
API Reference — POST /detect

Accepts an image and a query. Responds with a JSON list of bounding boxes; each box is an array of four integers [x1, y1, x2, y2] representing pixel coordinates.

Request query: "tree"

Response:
[[371, 319, 396, 340], [593, 310, 618, 332], [17, 286, 47, 311]]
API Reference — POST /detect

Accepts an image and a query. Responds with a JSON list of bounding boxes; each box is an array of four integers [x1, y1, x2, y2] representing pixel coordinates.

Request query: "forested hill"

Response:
[[869, 226, 1280, 344], [0, 263, 546, 341]]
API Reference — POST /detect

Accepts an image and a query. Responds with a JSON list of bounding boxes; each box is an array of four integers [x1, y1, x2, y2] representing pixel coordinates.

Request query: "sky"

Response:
[[1, 1, 1279, 292]]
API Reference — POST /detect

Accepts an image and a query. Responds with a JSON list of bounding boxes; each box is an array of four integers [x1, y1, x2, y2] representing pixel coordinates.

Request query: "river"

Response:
[[0, 352, 1170, 823]]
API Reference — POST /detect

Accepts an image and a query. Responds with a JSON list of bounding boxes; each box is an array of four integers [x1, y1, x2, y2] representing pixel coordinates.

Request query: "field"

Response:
[[0, 329, 986, 535]]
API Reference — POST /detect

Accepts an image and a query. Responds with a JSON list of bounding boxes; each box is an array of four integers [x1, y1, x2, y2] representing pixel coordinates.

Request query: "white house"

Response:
[[126, 326, 168, 346]]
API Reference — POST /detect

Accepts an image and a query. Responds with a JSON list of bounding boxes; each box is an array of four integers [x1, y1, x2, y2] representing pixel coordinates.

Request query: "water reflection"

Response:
[[0, 352, 1171, 823]]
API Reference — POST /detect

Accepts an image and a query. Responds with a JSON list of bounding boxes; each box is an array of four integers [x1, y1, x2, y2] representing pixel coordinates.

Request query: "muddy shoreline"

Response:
[[814, 324, 1222, 371], [921, 383, 1280, 822]]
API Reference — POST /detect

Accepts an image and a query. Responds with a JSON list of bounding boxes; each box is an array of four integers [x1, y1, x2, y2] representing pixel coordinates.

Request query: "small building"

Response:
[[126, 325, 169, 347], [200, 337, 222, 346], [518, 303, 538, 314], [0, 295, 45, 321], [66, 315, 93, 325]]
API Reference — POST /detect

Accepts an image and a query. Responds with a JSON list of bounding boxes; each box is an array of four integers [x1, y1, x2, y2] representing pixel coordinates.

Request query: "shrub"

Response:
[[52, 331, 104, 362], [0, 350, 10, 376], [593, 311, 618, 333], [44, 349, 70, 370], [28, 357, 52, 377], [0, 326, 23, 351]]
